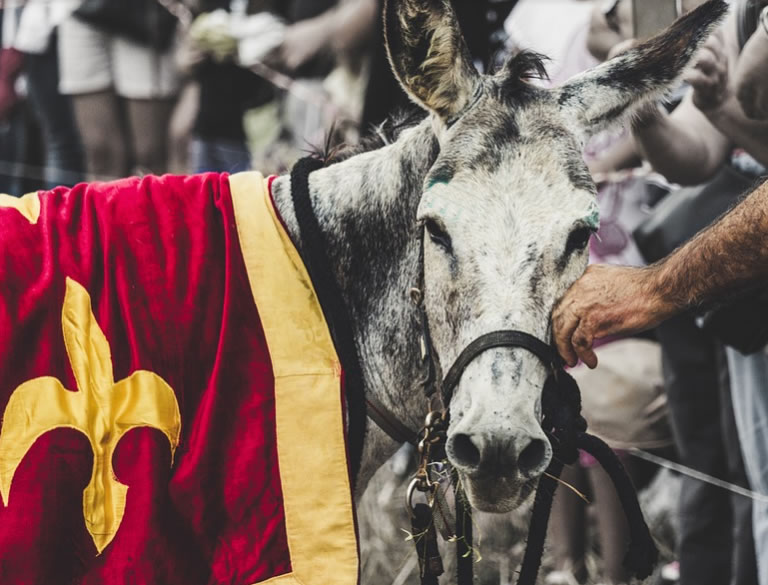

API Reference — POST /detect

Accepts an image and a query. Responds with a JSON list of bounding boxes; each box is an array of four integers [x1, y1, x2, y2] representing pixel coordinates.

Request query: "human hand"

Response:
[[734, 15, 768, 120], [175, 31, 207, 73], [685, 28, 730, 112], [269, 17, 331, 73], [552, 265, 676, 368]]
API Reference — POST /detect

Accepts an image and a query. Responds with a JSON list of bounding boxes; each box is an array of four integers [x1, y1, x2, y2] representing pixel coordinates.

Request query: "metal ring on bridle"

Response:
[[406, 474, 437, 519]]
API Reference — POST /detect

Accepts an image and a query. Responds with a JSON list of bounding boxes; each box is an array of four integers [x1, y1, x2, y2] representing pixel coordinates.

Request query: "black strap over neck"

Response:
[[289, 156, 368, 485]]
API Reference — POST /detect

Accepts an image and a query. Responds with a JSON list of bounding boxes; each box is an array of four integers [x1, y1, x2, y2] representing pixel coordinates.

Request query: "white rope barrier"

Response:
[[629, 447, 768, 504], [0, 160, 118, 185]]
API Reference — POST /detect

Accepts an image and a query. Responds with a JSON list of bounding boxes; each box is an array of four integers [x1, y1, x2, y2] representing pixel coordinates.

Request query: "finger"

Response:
[[552, 305, 581, 367], [684, 68, 709, 84], [581, 348, 599, 369], [572, 321, 598, 369], [684, 70, 716, 91], [694, 50, 718, 75], [704, 28, 725, 50]]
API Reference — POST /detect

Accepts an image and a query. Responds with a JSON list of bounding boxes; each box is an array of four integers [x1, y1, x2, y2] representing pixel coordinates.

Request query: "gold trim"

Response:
[[229, 172, 358, 585], [0, 192, 41, 224], [257, 574, 304, 585]]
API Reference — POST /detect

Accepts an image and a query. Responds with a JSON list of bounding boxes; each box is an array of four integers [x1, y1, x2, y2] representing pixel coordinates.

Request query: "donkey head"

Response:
[[384, 0, 727, 512]]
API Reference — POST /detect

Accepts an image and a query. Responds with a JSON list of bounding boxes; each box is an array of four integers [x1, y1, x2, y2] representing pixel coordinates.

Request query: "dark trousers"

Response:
[[25, 34, 84, 190], [657, 314, 757, 585], [0, 108, 26, 196]]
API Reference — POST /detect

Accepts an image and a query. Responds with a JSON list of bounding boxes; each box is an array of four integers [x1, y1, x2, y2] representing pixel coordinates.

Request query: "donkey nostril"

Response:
[[451, 434, 481, 469], [518, 438, 548, 476]]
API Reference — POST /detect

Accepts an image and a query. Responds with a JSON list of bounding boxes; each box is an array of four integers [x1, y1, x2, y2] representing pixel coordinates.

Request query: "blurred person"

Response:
[[245, 0, 513, 154], [0, 6, 26, 196], [551, 4, 759, 585], [505, 0, 597, 85], [268, 0, 374, 77], [177, 1, 273, 174], [611, 2, 768, 584], [236, 0, 375, 164], [267, 0, 515, 132], [734, 3, 768, 120], [633, 4, 768, 181], [57, 7, 182, 178], [553, 178, 768, 582], [166, 75, 199, 175], [11, 0, 84, 189]]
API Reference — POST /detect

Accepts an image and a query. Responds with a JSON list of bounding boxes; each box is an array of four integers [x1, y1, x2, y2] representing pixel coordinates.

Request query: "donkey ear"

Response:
[[555, 0, 729, 136], [384, 0, 480, 122]]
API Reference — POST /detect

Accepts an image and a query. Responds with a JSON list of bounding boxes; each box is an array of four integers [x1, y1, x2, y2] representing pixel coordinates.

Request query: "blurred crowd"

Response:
[[0, 0, 512, 192], [1, 0, 767, 584]]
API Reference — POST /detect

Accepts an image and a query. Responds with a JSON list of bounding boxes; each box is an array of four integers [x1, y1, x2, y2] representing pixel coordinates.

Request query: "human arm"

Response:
[[273, 0, 377, 73], [587, 0, 633, 61], [587, 133, 641, 176], [630, 16, 741, 185], [553, 178, 768, 368], [705, 94, 768, 166], [631, 94, 731, 185], [690, 11, 768, 166]]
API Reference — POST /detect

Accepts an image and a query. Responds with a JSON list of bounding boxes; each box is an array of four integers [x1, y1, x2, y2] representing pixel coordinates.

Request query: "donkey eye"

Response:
[[425, 219, 453, 252], [565, 227, 593, 255]]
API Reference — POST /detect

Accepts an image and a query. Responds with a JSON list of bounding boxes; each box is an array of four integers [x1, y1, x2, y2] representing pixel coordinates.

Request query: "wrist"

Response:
[[643, 263, 684, 320]]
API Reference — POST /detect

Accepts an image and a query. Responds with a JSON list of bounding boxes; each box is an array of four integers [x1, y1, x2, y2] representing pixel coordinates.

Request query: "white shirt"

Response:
[[4, 0, 78, 54]]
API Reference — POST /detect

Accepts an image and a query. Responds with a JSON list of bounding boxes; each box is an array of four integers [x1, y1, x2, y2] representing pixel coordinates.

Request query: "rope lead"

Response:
[[455, 476, 473, 585], [515, 370, 658, 585]]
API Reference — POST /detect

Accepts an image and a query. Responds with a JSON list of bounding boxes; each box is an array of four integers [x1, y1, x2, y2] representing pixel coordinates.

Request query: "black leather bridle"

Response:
[[289, 156, 657, 585]]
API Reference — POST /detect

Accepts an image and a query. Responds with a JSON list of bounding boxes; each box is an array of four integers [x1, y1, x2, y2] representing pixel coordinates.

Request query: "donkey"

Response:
[[271, 0, 727, 513]]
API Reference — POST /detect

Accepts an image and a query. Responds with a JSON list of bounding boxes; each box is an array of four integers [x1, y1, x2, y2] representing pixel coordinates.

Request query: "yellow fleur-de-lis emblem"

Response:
[[0, 278, 181, 553]]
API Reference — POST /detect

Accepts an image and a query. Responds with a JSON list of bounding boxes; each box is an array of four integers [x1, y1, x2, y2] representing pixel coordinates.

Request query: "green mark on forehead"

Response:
[[426, 177, 450, 190], [426, 166, 455, 190]]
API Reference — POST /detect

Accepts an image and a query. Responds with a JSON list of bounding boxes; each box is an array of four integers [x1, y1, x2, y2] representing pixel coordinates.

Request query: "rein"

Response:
[[288, 156, 658, 585]]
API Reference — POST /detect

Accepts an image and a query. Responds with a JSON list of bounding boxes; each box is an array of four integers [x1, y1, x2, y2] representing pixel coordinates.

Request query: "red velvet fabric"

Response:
[[0, 174, 292, 584]]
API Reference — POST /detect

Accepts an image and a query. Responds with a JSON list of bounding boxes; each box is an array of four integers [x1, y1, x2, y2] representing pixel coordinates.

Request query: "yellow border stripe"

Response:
[[230, 172, 359, 585]]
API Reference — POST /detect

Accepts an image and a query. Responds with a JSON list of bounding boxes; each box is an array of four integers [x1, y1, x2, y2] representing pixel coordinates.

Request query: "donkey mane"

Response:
[[324, 109, 427, 165]]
